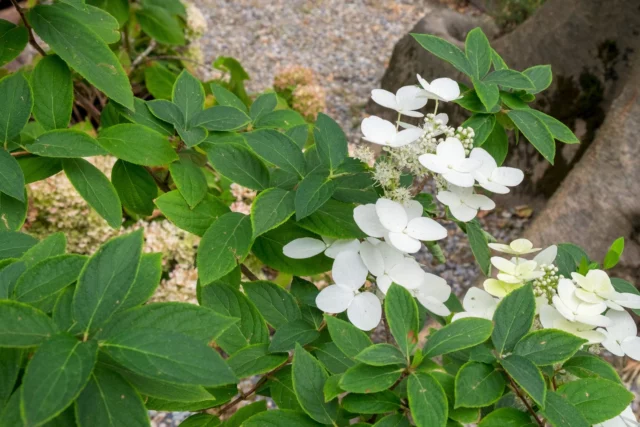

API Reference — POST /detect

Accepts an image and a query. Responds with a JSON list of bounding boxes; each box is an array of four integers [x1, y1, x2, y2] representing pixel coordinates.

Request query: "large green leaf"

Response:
[[172, 70, 204, 124], [155, 190, 229, 236], [117, 252, 162, 311], [13, 254, 87, 304], [562, 354, 621, 383], [250, 93, 277, 122], [17, 154, 63, 183], [313, 113, 347, 172], [463, 114, 495, 147], [355, 343, 406, 366], [197, 213, 253, 285], [424, 317, 493, 358], [0, 231, 37, 260], [169, 156, 208, 208], [62, 158, 122, 228], [27, 129, 108, 157], [114, 97, 174, 136], [269, 366, 304, 411], [465, 28, 492, 78], [250, 188, 296, 238], [244, 129, 305, 177], [30, 55, 73, 130], [523, 65, 552, 94], [481, 124, 508, 165], [540, 391, 589, 427], [324, 314, 373, 358], [206, 143, 270, 190], [297, 199, 364, 239], [513, 329, 586, 366], [211, 83, 247, 113], [500, 355, 546, 408], [136, 6, 185, 45], [292, 343, 338, 424], [0, 348, 21, 409], [454, 362, 505, 408], [0, 150, 25, 203], [472, 78, 499, 113], [385, 284, 419, 360], [507, 109, 555, 164], [102, 328, 236, 386], [0, 73, 32, 146], [98, 124, 178, 166], [57, 3, 120, 44], [244, 410, 321, 427], [72, 230, 143, 335], [408, 372, 448, 427], [483, 70, 535, 90], [76, 367, 149, 427], [29, 5, 133, 108], [227, 343, 287, 378], [253, 109, 305, 130], [243, 280, 301, 328], [478, 408, 533, 427], [144, 63, 177, 100], [269, 319, 320, 352], [0, 20, 28, 67], [342, 390, 401, 414], [111, 160, 157, 216], [0, 300, 58, 347], [556, 378, 633, 424], [491, 284, 535, 355], [339, 363, 404, 393], [200, 283, 269, 354], [21, 333, 97, 426], [295, 171, 336, 220], [530, 110, 579, 144], [0, 190, 26, 231], [20, 232, 66, 267], [466, 221, 491, 275], [412, 33, 472, 76], [193, 106, 251, 131]]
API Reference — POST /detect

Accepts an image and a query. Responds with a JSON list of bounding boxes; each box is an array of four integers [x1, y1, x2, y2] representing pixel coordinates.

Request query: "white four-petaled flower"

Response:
[[361, 116, 423, 147], [488, 238, 540, 256], [539, 304, 605, 344], [491, 257, 544, 284], [571, 269, 640, 310], [470, 148, 524, 194], [416, 75, 461, 102], [451, 287, 498, 321], [436, 184, 495, 222], [418, 138, 481, 187], [552, 279, 610, 327], [283, 237, 360, 259], [596, 310, 640, 361], [371, 86, 428, 117]]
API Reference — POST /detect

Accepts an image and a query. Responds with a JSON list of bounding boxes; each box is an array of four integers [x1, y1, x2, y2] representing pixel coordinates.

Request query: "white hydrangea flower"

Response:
[[552, 279, 610, 327], [359, 239, 424, 292], [483, 279, 523, 298], [595, 405, 638, 427], [488, 238, 541, 256], [571, 269, 640, 310], [418, 137, 481, 187], [596, 310, 640, 360], [539, 305, 605, 344], [532, 245, 558, 265], [436, 184, 495, 222], [491, 257, 544, 284], [353, 199, 447, 254], [469, 148, 524, 194], [315, 252, 381, 331], [416, 75, 461, 102], [361, 116, 422, 147], [371, 85, 428, 117], [452, 288, 498, 321], [282, 237, 360, 259], [410, 273, 452, 316]]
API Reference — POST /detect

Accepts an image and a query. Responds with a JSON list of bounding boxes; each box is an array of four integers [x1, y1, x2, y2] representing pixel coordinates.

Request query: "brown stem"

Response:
[[411, 175, 430, 197], [10, 151, 30, 157], [10, 0, 46, 56], [507, 375, 544, 426], [240, 264, 259, 281]]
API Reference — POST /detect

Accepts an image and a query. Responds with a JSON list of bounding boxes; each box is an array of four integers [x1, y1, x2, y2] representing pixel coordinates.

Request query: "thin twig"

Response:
[[10, 0, 46, 56], [10, 151, 30, 158], [130, 40, 157, 73], [240, 264, 259, 281], [507, 375, 544, 426]]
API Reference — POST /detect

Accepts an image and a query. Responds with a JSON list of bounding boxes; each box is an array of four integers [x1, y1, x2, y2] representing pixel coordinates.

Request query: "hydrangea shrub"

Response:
[[0, 7, 637, 426]]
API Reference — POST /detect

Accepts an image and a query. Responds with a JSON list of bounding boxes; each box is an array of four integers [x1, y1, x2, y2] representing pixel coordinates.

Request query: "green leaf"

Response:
[[13, 254, 86, 303], [292, 343, 338, 424], [140, 0, 186, 16], [102, 328, 236, 386], [27, 129, 107, 157], [339, 363, 404, 393], [17, 154, 62, 183], [465, 28, 492, 78], [481, 124, 508, 165], [62, 158, 122, 228], [513, 329, 586, 366], [492, 284, 535, 354], [76, 367, 149, 427], [0, 190, 26, 231], [342, 390, 401, 414], [602, 237, 624, 269], [155, 190, 229, 236], [73, 230, 143, 334], [200, 283, 269, 354], [0, 150, 25, 204], [314, 342, 355, 375], [325, 314, 373, 358], [223, 401, 267, 427], [169, 157, 208, 208], [385, 284, 419, 360], [556, 378, 633, 424], [111, 160, 157, 216], [253, 109, 306, 130], [555, 243, 589, 277], [250, 188, 296, 238], [269, 366, 304, 411], [500, 355, 546, 407], [147, 98, 185, 127], [466, 221, 491, 275], [244, 280, 301, 328], [507, 109, 555, 164], [244, 410, 322, 427], [322, 374, 343, 402], [286, 124, 310, 149], [250, 93, 277, 122], [0, 73, 32, 146], [205, 142, 270, 190], [144, 63, 177, 100], [270, 319, 320, 352], [530, 110, 579, 144], [0, 348, 21, 409], [454, 362, 505, 408], [355, 344, 407, 366], [118, 252, 162, 311], [297, 199, 364, 239], [411, 33, 472, 76], [478, 408, 532, 426], [562, 354, 621, 383], [193, 106, 251, 131], [181, 414, 220, 427], [136, 6, 185, 45], [462, 114, 495, 147], [490, 48, 508, 71], [114, 97, 174, 136], [227, 344, 287, 378], [314, 113, 347, 172], [197, 212, 253, 285], [473, 78, 499, 111], [244, 129, 305, 177], [21, 233, 66, 267], [408, 372, 448, 427], [57, 3, 120, 44], [211, 83, 247, 113], [0, 300, 58, 347], [30, 55, 73, 130], [98, 124, 178, 166], [523, 65, 552, 94], [29, 5, 133, 108], [21, 333, 97, 426], [483, 70, 535, 90], [540, 391, 589, 427], [0, 20, 28, 67], [172, 70, 204, 124], [424, 317, 493, 358], [0, 231, 37, 260], [295, 171, 336, 220]]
